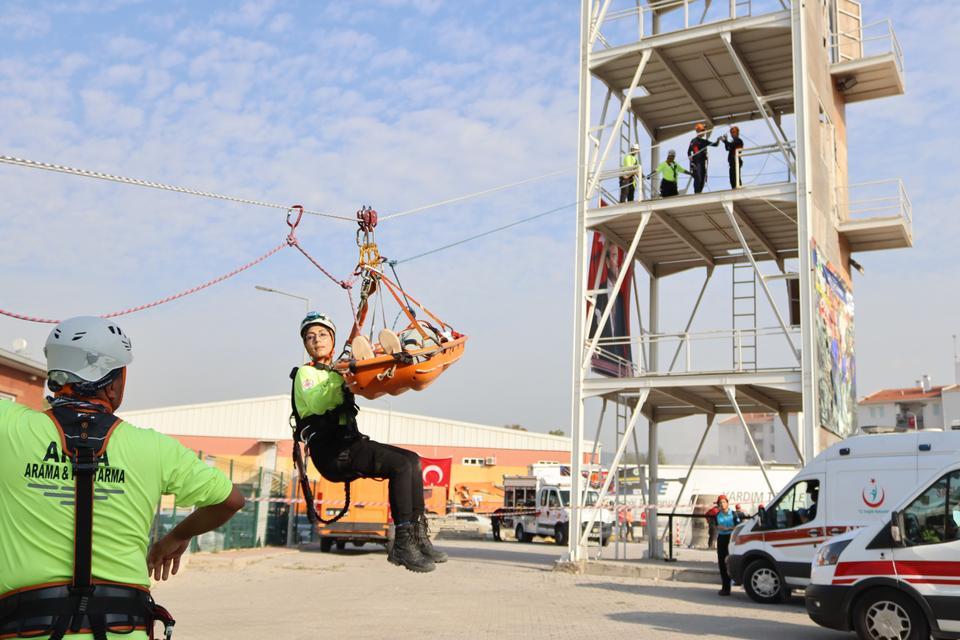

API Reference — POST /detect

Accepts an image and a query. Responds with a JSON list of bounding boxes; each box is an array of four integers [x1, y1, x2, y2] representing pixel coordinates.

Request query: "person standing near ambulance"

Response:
[[0, 316, 245, 639], [292, 312, 446, 573], [714, 494, 741, 596]]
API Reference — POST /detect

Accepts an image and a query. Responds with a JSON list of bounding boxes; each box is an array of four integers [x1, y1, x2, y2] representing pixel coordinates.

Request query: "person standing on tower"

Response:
[[722, 126, 745, 189], [688, 123, 719, 194], [620, 143, 641, 203]]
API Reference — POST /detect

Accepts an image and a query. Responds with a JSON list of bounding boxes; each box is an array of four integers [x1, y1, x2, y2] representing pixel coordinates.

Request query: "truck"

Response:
[[501, 468, 614, 546], [314, 477, 447, 552]]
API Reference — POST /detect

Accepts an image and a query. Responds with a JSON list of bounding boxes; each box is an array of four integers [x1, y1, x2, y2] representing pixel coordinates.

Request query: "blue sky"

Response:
[[0, 1, 956, 451]]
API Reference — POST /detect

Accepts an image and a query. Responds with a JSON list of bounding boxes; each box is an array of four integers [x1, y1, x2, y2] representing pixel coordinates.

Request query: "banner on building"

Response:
[[587, 227, 634, 377], [420, 457, 453, 488], [812, 240, 857, 436]]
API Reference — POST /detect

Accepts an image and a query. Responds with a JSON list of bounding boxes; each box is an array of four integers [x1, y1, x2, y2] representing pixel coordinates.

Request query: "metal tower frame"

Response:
[[569, 0, 909, 562]]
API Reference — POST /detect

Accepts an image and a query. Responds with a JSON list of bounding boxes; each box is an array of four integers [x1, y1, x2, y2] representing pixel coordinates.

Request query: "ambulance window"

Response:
[[949, 471, 960, 542], [540, 491, 549, 508], [902, 476, 949, 546], [763, 479, 820, 530], [548, 491, 561, 508]]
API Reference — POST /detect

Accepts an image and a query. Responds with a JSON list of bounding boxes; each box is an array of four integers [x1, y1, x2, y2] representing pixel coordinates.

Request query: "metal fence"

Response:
[[149, 453, 297, 553]]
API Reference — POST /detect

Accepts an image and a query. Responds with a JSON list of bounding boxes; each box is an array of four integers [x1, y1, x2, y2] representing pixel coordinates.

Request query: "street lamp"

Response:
[[255, 285, 310, 548]]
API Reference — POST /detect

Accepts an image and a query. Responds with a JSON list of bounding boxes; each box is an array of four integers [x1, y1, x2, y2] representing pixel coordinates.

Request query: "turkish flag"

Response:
[[421, 457, 452, 488]]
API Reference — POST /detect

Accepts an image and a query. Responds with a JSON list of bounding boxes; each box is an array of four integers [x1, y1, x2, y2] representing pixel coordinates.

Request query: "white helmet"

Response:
[[630, 143, 640, 151], [300, 311, 336, 339], [44, 316, 132, 389]]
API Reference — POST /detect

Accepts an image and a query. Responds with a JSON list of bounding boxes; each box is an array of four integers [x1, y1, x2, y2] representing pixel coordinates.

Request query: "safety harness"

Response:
[[0, 406, 175, 640], [289, 364, 361, 526]]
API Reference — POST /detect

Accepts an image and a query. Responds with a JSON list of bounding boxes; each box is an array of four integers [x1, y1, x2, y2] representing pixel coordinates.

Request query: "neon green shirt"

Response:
[[0, 399, 232, 639], [656, 160, 689, 183], [293, 365, 345, 420], [621, 153, 639, 169]]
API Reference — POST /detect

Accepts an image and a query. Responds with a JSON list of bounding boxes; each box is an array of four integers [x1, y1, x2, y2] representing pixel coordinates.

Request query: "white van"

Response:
[[727, 430, 960, 604], [805, 461, 960, 640]]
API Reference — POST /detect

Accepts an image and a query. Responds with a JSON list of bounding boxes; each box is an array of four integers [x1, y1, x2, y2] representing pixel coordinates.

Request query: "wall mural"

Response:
[[812, 241, 857, 436]]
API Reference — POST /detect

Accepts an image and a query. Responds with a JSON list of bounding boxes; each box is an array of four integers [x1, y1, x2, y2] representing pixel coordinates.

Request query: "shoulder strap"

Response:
[[45, 407, 121, 640]]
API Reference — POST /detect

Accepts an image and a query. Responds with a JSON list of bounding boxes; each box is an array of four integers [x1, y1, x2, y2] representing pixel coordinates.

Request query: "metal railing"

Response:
[[831, 18, 903, 73], [592, 325, 801, 375], [734, 142, 795, 188], [592, 0, 790, 50], [837, 178, 911, 226]]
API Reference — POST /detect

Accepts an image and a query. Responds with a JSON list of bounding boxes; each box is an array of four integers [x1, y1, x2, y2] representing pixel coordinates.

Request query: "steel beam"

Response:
[[721, 33, 796, 173], [730, 202, 785, 272], [724, 386, 775, 494], [652, 211, 715, 267], [665, 414, 716, 521], [586, 49, 652, 200], [722, 201, 800, 362], [656, 386, 716, 416], [736, 385, 781, 413], [653, 49, 714, 126], [667, 268, 713, 373]]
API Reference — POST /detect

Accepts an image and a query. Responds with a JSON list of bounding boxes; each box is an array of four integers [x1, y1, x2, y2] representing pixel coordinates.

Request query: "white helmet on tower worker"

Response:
[[44, 316, 133, 392], [300, 311, 336, 339], [630, 143, 640, 151]]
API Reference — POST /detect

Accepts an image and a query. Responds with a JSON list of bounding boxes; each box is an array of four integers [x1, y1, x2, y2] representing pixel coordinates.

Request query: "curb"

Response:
[[554, 559, 718, 585]]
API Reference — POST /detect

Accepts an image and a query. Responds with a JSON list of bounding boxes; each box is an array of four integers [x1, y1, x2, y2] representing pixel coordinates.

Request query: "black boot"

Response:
[[415, 514, 448, 563], [388, 524, 435, 573]]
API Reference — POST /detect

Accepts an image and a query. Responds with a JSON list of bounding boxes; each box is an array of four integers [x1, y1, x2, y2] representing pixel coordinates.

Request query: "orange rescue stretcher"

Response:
[[334, 206, 467, 399]]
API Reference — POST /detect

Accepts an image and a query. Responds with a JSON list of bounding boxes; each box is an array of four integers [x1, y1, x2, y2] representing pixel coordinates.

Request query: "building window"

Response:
[[933, 405, 941, 417], [537, 460, 560, 465], [462, 458, 483, 466], [878, 406, 884, 417]]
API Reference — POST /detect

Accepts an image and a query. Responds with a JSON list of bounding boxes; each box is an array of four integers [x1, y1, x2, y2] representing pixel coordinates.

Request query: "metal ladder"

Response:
[[732, 262, 757, 371], [619, 115, 645, 200]]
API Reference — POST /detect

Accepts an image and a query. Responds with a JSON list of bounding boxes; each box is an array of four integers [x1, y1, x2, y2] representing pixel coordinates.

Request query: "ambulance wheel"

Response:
[[353, 541, 366, 547], [743, 560, 785, 604], [854, 588, 928, 640], [515, 524, 532, 543], [335, 540, 347, 551], [554, 524, 568, 546], [319, 538, 333, 553]]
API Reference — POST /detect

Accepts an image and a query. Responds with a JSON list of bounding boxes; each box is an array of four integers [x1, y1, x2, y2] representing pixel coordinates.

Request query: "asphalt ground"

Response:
[[151, 539, 850, 639]]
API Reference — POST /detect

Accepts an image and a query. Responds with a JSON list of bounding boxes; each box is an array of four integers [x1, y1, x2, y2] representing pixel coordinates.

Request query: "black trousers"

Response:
[[717, 534, 731, 589], [659, 179, 678, 197], [729, 160, 743, 189], [619, 176, 635, 203], [691, 163, 707, 193], [310, 437, 425, 524]]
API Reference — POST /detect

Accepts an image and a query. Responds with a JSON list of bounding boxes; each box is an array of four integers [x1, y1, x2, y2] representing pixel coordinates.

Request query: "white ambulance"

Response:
[[726, 430, 960, 604], [805, 461, 960, 640]]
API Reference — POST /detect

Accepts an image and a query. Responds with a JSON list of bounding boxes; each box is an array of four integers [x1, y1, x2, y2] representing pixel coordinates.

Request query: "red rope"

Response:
[[0, 206, 356, 324]]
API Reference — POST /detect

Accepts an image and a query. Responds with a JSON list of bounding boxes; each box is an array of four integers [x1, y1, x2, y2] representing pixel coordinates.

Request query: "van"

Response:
[[726, 430, 960, 604], [502, 474, 614, 545], [805, 461, 960, 640]]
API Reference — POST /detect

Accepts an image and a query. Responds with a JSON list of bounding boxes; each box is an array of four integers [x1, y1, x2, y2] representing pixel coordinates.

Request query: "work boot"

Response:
[[388, 524, 435, 573], [415, 514, 448, 563]]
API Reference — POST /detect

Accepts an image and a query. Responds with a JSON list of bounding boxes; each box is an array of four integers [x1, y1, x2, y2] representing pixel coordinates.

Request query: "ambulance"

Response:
[[805, 460, 960, 640], [726, 429, 960, 604]]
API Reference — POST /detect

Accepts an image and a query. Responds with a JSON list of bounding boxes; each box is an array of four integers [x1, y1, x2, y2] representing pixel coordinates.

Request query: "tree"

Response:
[[504, 424, 527, 432], [548, 429, 565, 436]]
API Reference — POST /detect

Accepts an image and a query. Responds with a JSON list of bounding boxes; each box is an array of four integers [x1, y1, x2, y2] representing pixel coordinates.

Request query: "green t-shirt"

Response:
[[656, 160, 688, 183], [0, 400, 232, 639]]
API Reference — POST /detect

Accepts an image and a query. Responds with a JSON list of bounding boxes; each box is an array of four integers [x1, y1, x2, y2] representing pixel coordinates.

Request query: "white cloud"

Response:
[[0, 8, 51, 39]]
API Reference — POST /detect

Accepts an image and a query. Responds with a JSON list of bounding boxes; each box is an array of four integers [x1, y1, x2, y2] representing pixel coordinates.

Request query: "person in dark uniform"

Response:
[[722, 126, 745, 189], [292, 312, 447, 573], [714, 494, 742, 596], [687, 123, 719, 194]]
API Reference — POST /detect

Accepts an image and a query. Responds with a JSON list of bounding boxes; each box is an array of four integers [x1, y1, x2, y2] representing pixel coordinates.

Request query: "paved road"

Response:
[[152, 539, 849, 640]]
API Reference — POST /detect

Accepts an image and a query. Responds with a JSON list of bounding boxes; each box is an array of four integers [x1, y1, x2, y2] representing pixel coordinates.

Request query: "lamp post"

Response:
[[255, 285, 310, 547]]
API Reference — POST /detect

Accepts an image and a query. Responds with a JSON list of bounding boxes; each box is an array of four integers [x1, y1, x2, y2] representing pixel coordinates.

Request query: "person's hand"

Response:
[[147, 533, 190, 581]]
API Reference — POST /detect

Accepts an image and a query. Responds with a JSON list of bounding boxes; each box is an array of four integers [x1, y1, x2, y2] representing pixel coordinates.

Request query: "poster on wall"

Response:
[[812, 241, 857, 436], [587, 230, 633, 377]]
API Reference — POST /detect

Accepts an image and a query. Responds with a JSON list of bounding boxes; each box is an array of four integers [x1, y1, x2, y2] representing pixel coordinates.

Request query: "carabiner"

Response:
[[286, 205, 304, 230]]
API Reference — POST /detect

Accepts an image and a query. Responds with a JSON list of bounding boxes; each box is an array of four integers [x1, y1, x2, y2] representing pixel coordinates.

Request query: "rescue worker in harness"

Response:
[[292, 312, 447, 573], [0, 316, 245, 639]]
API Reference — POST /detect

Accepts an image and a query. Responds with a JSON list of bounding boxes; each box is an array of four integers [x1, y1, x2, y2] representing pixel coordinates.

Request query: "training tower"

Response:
[[570, 0, 909, 560]]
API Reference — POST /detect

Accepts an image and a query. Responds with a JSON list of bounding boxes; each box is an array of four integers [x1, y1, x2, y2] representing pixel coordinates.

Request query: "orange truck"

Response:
[[314, 477, 447, 552]]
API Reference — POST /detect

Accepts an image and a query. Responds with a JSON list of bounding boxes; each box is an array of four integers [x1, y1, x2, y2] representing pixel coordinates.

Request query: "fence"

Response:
[[149, 453, 296, 553]]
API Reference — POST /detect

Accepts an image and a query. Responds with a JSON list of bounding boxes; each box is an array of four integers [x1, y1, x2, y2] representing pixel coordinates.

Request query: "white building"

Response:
[[858, 380, 960, 431]]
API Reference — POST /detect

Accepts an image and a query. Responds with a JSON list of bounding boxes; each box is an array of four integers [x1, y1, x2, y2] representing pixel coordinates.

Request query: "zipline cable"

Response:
[[391, 200, 577, 265], [378, 167, 576, 222], [0, 154, 354, 222]]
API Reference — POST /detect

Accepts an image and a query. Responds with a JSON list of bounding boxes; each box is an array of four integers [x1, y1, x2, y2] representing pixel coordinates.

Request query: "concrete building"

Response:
[[858, 382, 960, 431], [0, 347, 46, 410]]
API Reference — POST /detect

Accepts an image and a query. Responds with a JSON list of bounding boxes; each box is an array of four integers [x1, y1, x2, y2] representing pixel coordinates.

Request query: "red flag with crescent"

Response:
[[421, 457, 452, 488]]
